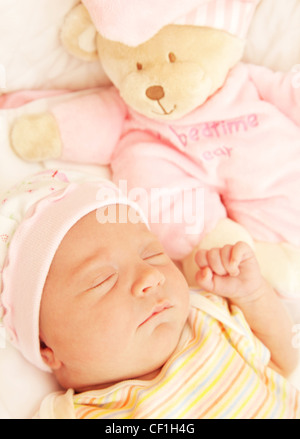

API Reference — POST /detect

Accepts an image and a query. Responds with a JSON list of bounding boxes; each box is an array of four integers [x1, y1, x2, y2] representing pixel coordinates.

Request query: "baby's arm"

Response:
[[195, 242, 298, 377]]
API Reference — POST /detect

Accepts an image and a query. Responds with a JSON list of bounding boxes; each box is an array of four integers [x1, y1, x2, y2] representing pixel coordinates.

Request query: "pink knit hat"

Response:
[[0, 169, 147, 372], [82, 0, 260, 46]]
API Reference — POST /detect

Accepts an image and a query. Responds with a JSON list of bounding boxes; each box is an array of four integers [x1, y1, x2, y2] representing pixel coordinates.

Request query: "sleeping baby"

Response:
[[0, 169, 299, 419]]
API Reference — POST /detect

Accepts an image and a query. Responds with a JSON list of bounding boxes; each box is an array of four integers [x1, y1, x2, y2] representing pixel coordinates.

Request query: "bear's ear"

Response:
[[60, 3, 99, 61]]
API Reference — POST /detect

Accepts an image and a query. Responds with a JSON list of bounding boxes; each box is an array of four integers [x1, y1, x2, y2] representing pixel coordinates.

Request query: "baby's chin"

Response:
[[78, 327, 186, 392]]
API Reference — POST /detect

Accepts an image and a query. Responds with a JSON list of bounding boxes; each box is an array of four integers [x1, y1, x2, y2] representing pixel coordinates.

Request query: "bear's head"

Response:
[[61, 1, 258, 120]]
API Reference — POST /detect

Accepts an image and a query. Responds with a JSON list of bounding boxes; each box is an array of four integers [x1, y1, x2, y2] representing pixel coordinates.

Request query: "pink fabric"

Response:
[[53, 64, 300, 260], [54, 87, 127, 164], [82, 0, 259, 46]]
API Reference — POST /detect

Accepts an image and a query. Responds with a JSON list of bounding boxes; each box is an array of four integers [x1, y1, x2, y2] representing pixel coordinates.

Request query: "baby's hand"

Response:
[[195, 242, 264, 303]]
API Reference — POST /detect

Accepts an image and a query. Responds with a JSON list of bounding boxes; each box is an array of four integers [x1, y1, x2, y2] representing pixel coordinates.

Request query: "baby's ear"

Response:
[[60, 3, 99, 61], [40, 341, 62, 371]]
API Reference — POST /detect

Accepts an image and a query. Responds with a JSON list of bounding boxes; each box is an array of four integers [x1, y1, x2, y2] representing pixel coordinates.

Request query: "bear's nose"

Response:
[[146, 85, 165, 101]]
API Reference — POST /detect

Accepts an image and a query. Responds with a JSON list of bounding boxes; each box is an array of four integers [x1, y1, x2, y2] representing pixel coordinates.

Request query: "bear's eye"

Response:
[[168, 52, 176, 63], [137, 62, 143, 71]]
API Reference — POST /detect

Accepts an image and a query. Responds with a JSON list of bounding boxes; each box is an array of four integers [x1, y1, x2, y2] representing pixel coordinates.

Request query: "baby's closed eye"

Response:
[[88, 271, 118, 294], [143, 247, 169, 266]]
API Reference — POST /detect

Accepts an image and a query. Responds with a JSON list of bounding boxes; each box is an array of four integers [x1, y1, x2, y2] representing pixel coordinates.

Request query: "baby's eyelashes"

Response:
[[88, 271, 118, 294], [144, 252, 169, 265]]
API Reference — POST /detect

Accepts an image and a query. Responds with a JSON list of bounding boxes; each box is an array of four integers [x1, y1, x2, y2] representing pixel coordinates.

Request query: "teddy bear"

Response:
[[10, 0, 300, 297]]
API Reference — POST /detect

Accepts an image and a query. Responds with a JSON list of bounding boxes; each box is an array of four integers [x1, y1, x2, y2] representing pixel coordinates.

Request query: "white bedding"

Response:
[[0, 0, 300, 419], [0, 0, 110, 92]]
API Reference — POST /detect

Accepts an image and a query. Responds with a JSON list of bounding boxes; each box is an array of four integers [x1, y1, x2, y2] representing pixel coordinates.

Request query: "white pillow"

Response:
[[0, 0, 110, 92], [0, 333, 61, 419], [244, 0, 300, 71]]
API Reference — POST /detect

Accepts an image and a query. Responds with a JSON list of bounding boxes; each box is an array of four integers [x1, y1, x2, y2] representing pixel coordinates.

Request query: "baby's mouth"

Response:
[[152, 101, 177, 116], [139, 302, 173, 327]]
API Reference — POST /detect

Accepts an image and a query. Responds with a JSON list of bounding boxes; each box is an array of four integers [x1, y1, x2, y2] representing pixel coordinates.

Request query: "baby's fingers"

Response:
[[196, 246, 239, 276], [230, 242, 255, 269], [220, 245, 240, 276], [196, 248, 227, 276], [195, 266, 241, 296], [195, 266, 214, 291]]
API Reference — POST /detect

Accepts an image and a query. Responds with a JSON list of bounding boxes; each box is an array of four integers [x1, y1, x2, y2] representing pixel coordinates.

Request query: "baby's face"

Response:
[[40, 205, 190, 391]]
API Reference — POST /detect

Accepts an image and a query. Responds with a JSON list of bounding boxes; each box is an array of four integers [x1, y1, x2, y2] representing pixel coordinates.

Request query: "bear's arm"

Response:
[[52, 86, 127, 164]]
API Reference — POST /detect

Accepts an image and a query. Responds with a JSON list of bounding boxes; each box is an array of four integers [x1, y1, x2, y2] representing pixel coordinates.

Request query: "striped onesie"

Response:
[[37, 292, 300, 419]]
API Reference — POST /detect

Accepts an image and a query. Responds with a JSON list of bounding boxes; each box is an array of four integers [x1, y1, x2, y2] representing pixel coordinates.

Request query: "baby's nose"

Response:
[[132, 265, 165, 297], [146, 85, 165, 101]]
